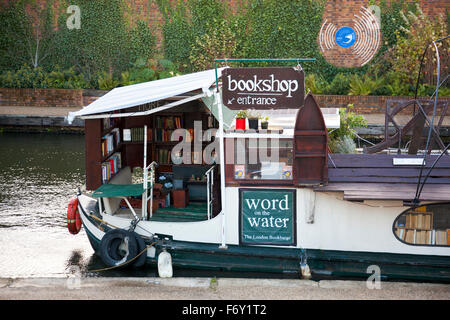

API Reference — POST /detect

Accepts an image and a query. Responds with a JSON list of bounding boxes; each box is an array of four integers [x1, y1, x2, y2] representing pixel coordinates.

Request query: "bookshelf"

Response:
[[394, 210, 449, 245], [84, 107, 218, 190]]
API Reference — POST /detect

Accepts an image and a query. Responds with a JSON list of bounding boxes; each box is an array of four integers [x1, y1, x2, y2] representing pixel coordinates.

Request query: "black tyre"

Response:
[[99, 229, 139, 268], [132, 232, 147, 268]]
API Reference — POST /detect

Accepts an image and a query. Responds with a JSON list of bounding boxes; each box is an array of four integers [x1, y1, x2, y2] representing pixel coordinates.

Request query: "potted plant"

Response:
[[247, 110, 260, 130], [261, 116, 269, 129], [235, 110, 247, 130]]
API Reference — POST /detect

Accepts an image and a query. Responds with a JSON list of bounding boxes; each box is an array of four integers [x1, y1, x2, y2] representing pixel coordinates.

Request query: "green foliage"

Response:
[[329, 104, 367, 141], [373, 0, 419, 57], [349, 74, 385, 96], [0, 64, 86, 89], [159, 0, 195, 71], [0, 65, 46, 88], [235, 110, 248, 119], [44, 66, 87, 89], [97, 72, 120, 90], [0, 0, 447, 97], [387, 5, 448, 88], [329, 105, 367, 154], [52, 0, 158, 85], [239, 0, 325, 72], [329, 135, 357, 154], [0, 0, 57, 71], [323, 73, 351, 95], [305, 74, 328, 94], [189, 19, 238, 71]]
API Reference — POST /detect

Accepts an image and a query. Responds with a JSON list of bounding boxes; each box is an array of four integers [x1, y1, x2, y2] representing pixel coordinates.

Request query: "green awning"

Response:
[[92, 183, 145, 198]]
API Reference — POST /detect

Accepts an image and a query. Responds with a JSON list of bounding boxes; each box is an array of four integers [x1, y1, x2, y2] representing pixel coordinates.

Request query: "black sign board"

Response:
[[222, 67, 304, 110]]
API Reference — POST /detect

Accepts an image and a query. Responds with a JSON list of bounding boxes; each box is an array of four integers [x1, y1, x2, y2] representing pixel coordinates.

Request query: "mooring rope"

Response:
[[88, 242, 157, 273]]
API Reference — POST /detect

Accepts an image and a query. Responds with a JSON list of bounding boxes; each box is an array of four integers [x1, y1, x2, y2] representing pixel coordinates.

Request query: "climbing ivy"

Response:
[[0, 0, 447, 93]]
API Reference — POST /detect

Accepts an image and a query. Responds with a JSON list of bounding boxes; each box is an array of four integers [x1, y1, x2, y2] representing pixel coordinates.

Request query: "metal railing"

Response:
[[205, 165, 216, 220]]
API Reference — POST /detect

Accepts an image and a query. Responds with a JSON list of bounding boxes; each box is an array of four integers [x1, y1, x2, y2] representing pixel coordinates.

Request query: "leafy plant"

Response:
[[329, 135, 358, 154], [329, 105, 367, 153], [323, 73, 351, 95], [329, 104, 367, 142], [246, 110, 261, 119], [189, 19, 237, 71], [385, 4, 448, 89], [305, 74, 328, 94], [44, 66, 87, 89], [97, 72, 120, 90], [349, 74, 385, 96], [235, 110, 248, 119]]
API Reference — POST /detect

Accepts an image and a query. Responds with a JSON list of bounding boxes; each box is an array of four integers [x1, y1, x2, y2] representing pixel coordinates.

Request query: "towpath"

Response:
[[0, 277, 449, 300]]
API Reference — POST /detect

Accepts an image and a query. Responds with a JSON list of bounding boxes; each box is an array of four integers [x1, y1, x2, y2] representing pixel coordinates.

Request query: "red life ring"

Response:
[[67, 197, 82, 235]]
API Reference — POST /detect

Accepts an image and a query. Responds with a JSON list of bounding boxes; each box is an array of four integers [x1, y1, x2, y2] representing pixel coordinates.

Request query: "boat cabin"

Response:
[[68, 65, 450, 280], [69, 67, 339, 224]]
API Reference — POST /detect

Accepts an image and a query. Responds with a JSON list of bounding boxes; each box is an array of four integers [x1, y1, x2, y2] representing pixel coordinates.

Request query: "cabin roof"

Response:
[[67, 68, 225, 123], [315, 154, 450, 202]]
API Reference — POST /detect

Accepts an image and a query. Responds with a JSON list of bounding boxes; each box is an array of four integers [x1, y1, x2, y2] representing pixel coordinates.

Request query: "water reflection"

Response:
[[0, 132, 298, 279], [0, 132, 93, 278]]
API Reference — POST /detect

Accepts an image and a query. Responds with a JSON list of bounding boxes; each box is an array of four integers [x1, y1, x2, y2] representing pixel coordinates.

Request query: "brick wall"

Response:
[[1, 88, 448, 117], [0, 88, 83, 108]]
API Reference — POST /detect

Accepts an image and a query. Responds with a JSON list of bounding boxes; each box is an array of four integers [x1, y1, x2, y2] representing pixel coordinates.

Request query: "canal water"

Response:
[[0, 132, 296, 279]]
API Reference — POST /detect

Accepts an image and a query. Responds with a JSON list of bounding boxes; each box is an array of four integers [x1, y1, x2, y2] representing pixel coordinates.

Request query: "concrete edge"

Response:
[[1, 277, 448, 290]]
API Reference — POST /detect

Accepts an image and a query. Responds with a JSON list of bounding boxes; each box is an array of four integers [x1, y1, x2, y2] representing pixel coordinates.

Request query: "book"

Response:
[[405, 229, 415, 244], [436, 230, 447, 245], [123, 129, 131, 141], [101, 152, 122, 184]]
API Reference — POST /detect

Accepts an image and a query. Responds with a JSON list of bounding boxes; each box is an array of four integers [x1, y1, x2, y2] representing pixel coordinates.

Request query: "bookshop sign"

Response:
[[222, 67, 304, 109], [239, 189, 296, 246]]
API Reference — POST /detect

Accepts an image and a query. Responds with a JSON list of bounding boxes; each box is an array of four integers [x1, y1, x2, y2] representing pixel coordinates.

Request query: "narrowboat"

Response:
[[66, 61, 450, 282]]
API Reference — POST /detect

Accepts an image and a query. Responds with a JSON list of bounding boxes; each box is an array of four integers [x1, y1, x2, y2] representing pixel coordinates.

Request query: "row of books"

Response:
[[123, 128, 152, 142], [174, 128, 211, 143], [155, 116, 182, 129], [101, 152, 122, 184], [395, 228, 449, 245], [405, 213, 433, 230], [154, 128, 177, 142], [102, 118, 120, 131], [157, 148, 172, 165], [101, 128, 120, 158], [123, 127, 212, 143]]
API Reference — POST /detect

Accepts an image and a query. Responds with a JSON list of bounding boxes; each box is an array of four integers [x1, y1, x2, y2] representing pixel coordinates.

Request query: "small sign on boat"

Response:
[[222, 67, 304, 110], [239, 189, 296, 246], [393, 158, 425, 166]]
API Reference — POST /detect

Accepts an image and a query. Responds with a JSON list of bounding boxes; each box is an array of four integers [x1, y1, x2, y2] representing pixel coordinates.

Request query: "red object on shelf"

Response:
[[236, 118, 246, 130], [172, 189, 189, 208]]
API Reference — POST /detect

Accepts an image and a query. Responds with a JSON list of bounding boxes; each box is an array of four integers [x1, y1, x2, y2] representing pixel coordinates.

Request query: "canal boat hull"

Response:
[[77, 194, 450, 282]]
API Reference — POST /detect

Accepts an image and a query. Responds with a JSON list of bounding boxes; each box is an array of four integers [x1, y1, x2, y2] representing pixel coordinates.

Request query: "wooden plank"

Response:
[[343, 190, 450, 201], [328, 175, 450, 184], [328, 154, 450, 168], [315, 182, 450, 193], [329, 168, 450, 178]]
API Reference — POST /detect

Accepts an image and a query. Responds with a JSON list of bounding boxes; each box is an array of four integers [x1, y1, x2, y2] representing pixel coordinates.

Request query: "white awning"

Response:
[[67, 68, 225, 123]]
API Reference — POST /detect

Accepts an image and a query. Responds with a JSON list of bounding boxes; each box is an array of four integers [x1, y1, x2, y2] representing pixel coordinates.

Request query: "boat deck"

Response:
[[113, 201, 208, 222]]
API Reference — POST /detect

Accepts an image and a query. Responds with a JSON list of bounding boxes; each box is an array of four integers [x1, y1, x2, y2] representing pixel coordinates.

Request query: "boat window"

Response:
[[393, 203, 450, 246], [231, 138, 293, 181]]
